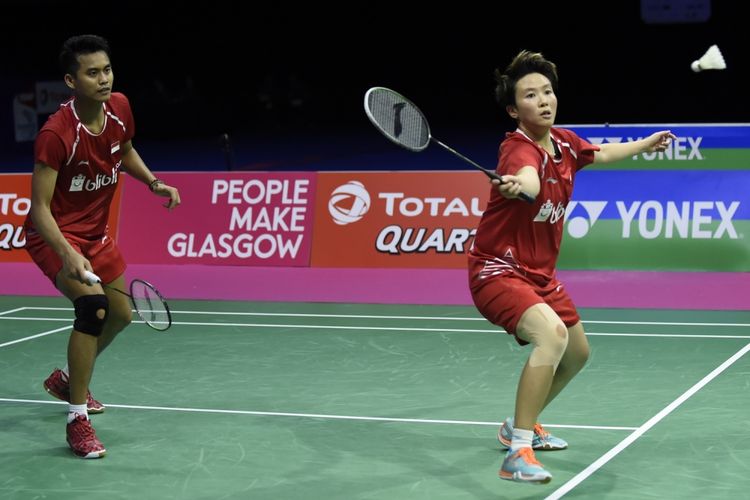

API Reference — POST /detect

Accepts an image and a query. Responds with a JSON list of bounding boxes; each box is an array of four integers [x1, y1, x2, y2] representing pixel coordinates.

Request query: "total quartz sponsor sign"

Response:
[[311, 170, 747, 271], [311, 172, 489, 268]]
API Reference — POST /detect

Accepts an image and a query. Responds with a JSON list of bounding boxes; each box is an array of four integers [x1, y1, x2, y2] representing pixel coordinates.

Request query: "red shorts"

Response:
[[468, 254, 579, 345], [25, 231, 126, 285]]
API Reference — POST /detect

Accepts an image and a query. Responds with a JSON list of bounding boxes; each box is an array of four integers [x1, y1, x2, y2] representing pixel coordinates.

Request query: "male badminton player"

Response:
[[468, 50, 675, 483], [24, 35, 180, 458]]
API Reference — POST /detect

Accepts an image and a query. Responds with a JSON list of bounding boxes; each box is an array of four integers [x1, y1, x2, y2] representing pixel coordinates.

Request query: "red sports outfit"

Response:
[[468, 128, 599, 342], [24, 93, 134, 283]]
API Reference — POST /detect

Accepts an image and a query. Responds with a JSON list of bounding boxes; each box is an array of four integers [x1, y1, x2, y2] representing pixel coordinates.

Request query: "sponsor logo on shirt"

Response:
[[69, 174, 85, 192], [533, 199, 566, 224], [68, 164, 120, 192]]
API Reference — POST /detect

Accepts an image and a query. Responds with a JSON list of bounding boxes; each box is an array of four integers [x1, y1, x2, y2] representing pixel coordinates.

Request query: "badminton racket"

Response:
[[84, 270, 172, 331], [363, 87, 535, 204]]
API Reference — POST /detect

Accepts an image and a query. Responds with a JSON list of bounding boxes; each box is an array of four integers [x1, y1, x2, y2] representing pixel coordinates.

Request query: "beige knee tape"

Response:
[[518, 306, 569, 371], [528, 323, 569, 371]]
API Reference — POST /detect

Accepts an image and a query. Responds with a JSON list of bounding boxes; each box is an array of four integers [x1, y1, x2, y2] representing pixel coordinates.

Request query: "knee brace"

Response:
[[73, 294, 109, 337]]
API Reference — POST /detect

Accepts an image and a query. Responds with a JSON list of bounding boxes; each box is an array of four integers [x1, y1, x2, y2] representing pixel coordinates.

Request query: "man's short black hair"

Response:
[[59, 34, 111, 76]]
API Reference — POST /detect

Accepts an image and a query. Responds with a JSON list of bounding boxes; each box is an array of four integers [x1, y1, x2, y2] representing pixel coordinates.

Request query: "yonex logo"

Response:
[[563, 200, 739, 239], [328, 181, 371, 225], [586, 136, 703, 160], [564, 201, 607, 238]]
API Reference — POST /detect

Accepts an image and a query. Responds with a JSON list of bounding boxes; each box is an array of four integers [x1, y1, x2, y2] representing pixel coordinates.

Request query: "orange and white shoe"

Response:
[[499, 447, 552, 484], [498, 417, 568, 450]]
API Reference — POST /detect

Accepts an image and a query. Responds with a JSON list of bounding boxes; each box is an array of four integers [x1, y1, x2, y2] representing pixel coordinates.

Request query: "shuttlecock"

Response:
[[691, 45, 726, 72]]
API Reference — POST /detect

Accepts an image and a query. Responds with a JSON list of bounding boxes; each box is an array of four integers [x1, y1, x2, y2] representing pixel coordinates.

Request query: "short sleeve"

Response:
[[572, 133, 599, 171], [498, 137, 542, 176], [34, 130, 68, 171]]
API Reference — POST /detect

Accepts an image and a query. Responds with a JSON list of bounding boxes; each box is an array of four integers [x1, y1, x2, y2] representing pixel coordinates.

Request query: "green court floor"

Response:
[[1, 296, 749, 499]]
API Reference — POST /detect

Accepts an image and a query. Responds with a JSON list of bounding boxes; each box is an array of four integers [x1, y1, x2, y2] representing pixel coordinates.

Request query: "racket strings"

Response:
[[130, 280, 170, 330], [366, 89, 429, 150]]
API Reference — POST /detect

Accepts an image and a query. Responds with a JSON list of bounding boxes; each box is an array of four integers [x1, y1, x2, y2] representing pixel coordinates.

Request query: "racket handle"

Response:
[[83, 270, 102, 286], [484, 170, 536, 204]]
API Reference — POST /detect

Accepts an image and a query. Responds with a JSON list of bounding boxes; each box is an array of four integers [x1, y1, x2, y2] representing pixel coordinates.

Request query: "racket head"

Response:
[[129, 279, 172, 331], [364, 87, 431, 152]]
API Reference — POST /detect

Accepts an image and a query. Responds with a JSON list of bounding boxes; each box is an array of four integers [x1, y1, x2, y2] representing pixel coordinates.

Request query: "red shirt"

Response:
[[470, 128, 599, 285], [25, 92, 134, 238]]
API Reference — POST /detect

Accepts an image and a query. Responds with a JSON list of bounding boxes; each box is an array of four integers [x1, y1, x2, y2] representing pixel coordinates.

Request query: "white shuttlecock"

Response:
[[691, 45, 726, 72]]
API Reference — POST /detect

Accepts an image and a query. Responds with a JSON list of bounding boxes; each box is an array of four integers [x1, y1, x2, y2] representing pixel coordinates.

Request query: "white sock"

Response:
[[67, 404, 88, 424], [510, 428, 534, 452], [61, 366, 69, 380]]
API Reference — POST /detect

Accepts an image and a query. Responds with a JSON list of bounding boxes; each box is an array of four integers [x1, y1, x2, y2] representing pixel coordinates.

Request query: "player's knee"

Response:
[[73, 294, 109, 337], [549, 324, 569, 357], [579, 341, 591, 364], [109, 301, 132, 330], [529, 325, 568, 369], [566, 325, 590, 369]]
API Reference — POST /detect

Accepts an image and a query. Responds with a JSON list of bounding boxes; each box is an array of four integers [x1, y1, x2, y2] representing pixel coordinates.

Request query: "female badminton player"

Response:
[[468, 50, 675, 483]]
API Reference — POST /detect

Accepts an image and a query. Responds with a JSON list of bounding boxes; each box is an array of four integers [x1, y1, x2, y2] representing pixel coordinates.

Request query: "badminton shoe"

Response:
[[498, 417, 567, 450], [44, 368, 105, 414], [67, 415, 106, 459], [499, 447, 552, 483]]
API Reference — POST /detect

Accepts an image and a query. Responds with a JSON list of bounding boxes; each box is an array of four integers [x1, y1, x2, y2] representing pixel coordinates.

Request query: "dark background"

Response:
[[0, 1, 746, 171]]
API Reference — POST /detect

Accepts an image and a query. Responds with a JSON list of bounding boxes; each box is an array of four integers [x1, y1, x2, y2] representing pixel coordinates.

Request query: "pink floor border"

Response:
[[2, 263, 748, 310]]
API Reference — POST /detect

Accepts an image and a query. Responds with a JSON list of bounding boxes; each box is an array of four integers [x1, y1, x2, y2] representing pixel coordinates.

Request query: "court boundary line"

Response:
[[0, 325, 72, 349], [1, 315, 749, 339], [0, 307, 26, 317], [16, 306, 750, 327], [2, 315, 749, 339], [545, 341, 750, 500], [0, 397, 638, 431]]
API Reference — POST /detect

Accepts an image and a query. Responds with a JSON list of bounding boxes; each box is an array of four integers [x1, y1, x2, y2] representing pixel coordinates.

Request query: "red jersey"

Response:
[[470, 128, 599, 285], [24, 92, 134, 238]]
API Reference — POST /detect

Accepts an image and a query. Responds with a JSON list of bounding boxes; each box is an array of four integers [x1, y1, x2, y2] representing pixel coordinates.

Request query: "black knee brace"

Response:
[[73, 294, 109, 337]]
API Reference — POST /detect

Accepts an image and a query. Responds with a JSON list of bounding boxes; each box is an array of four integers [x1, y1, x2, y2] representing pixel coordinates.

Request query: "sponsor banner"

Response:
[[565, 124, 750, 170], [35, 81, 72, 114], [118, 172, 316, 266], [0, 173, 122, 263], [311, 172, 489, 268], [559, 170, 749, 271]]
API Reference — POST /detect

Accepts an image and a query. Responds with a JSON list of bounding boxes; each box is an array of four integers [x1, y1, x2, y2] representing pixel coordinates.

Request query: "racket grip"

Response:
[[484, 170, 536, 204], [83, 270, 102, 286]]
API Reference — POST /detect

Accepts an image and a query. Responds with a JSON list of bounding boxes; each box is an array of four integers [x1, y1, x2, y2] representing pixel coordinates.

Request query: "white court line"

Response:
[[585, 332, 750, 339], [0, 325, 72, 348], [0, 307, 26, 317], [1, 316, 749, 338], [0, 397, 637, 431], [17, 307, 750, 327], [545, 342, 750, 500]]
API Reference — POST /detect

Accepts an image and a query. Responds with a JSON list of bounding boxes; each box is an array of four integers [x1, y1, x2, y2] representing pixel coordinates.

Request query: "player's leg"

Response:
[[96, 273, 132, 355], [543, 321, 589, 409], [55, 272, 108, 458], [86, 239, 131, 355], [55, 273, 107, 409], [513, 303, 568, 432], [503, 320, 588, 452], [500, 303, 565, 483]]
